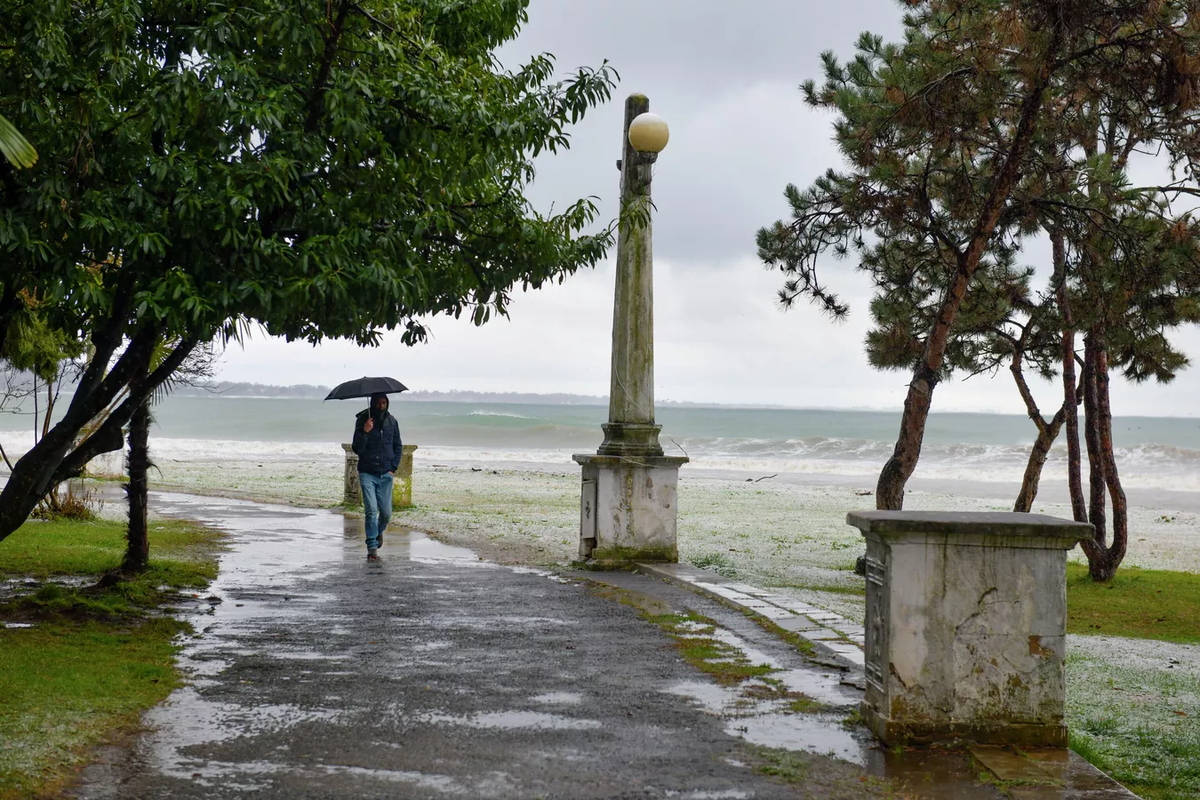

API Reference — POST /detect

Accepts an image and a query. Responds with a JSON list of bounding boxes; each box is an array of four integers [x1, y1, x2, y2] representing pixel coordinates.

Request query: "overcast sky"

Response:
[[216, 0, 1200, 416]]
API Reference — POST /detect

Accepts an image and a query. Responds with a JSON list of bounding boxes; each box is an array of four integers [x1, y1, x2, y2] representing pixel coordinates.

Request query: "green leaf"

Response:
[[0, 114, 37, 168]]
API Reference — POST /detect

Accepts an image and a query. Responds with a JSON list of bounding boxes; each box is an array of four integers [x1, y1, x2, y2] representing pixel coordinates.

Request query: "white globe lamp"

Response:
[[627, 112, 669, 153]]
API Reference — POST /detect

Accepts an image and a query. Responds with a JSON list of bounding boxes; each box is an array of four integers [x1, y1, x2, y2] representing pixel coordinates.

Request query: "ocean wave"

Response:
[[5, 426, 1200, 493], [467, 410, 536, 420]]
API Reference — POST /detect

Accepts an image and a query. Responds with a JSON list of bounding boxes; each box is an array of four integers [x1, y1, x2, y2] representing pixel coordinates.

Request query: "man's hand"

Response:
[[363, 418, 374, 433]]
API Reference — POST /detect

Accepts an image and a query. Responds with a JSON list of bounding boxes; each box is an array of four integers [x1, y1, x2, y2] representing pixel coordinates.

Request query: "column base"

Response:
[[573, 453, 687, 566], [862, 704, 1068, 747], [597, 422, 664, 457]]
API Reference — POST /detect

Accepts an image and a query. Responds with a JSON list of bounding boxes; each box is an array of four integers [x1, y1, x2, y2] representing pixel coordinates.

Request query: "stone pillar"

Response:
[[601, 94, 660, 457], [344, 443, 418, 509], [573, 94, 687, 565], [846, 510, 1093, 747], [392, 444, 418, 509], [341, 443, 360, 507]]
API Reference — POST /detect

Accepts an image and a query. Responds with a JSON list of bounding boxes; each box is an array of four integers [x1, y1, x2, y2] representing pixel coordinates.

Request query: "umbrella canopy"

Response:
[[324, 376, 408, 401]]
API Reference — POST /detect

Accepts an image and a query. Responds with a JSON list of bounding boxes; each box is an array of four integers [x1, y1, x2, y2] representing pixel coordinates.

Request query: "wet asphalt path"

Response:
[[70, 492, 820, 799]]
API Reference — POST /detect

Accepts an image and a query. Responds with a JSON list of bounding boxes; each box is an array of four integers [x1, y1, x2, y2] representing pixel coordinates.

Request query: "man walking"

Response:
[[352, 392, 402, 561]]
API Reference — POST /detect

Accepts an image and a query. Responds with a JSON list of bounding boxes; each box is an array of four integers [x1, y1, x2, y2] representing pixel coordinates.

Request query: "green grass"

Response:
[[0, 516, 224, 798], [1070, 726, 1200, 800], [1066, 563, 1200, 644], [644, 611, 777, 685], [0, 619, 187, 798], [0, 518, 220, 580], [1063, 562, 1200, 799]]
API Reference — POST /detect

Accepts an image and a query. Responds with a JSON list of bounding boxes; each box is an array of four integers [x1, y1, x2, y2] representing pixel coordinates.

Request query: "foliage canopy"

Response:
[[0, 0, 616, 539]]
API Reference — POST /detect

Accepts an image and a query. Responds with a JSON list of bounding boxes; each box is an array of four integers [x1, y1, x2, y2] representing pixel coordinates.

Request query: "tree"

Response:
[[758, 0, 1199, 521], [0, 0, 616, 540], [123, 340, 220, 573]]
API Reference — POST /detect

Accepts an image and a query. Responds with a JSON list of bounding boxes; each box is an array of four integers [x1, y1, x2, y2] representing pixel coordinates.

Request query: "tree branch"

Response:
[[306, 0, 353, 133]]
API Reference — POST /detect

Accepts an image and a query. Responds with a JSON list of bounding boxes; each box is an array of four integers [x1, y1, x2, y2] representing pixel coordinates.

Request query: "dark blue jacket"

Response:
[[352, 409, 402, 475]]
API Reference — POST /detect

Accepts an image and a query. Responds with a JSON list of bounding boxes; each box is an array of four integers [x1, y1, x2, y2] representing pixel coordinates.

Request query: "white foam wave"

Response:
[[5, 429, 1200, 494], [466, 410, 535, 420]]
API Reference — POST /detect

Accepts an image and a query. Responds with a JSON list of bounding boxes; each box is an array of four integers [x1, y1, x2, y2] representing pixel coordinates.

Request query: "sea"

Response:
[[4, 397, 1200, 503]]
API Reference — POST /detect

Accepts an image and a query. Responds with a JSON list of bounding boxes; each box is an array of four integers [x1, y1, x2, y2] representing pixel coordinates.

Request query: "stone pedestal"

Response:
[[342, 443, 417, 509], [342, 443, 360, 506], [393, 444, 417, 508], [573, 453, 687, 564], [846, 511, 1093, 747]]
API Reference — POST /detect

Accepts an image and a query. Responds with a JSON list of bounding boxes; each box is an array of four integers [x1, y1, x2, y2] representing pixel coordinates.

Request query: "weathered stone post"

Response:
[[572, 94, 687, 565], [343, 443, 417, 509], [846, 511, 1093, 747], [341, 443, 360, 507], [392, 444, 418, 508]]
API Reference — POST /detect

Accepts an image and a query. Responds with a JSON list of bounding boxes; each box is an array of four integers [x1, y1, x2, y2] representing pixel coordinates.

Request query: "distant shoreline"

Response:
[[11, 380, 1200, 418], [163, 384, 820, 410]]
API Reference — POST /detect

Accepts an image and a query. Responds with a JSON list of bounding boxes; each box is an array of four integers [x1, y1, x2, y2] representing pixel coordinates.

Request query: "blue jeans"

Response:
[[359, 471, 394, 550]]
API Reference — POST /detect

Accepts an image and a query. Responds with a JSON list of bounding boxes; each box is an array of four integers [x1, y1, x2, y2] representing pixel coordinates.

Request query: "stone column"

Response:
[[601, 94, 660, 457], [846, 510, 1093, 747], [573, 94, 687, 565], [392, 444, 418, 509], [341, 443, 360, 507]]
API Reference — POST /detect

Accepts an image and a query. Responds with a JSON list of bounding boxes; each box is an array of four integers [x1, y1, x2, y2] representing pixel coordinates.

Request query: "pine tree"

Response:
[[759, 1, 1200, 582]]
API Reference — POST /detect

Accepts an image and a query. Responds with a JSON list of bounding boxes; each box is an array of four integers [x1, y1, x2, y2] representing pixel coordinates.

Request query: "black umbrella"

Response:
[[324, 376, 409, 401]]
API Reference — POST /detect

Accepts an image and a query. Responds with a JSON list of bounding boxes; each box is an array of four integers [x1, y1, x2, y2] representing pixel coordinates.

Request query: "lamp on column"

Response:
[[628, 112, 669, 154]]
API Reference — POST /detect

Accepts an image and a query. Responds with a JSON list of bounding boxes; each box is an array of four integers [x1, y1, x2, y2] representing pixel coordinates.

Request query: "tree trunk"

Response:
[[1009, 334, 1070, 513], [1094, 334, 1128, 576], [0, 329, 195, 542], [1014, 410, 1065, 513], [1079, 328, 1127, 582], [1082, 335, 1108, 546], [123, 355, 152, 573], [0, 324, 147, 536], [876, 33, 1063, 509], [1057, 234, 1088, 525]]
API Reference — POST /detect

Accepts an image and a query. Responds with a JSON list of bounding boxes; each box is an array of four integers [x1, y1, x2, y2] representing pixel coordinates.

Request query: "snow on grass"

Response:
[[1066, 635, 1200, 798], [132, 451, 1200, 577]]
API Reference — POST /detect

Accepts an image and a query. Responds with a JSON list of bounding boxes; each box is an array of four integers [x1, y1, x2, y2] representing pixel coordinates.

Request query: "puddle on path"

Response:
[[142, 686, 341, 755], [772, 668, 863, 707], [665, 681, 740, 716], [705, 627, 781, 672], [667, 678, 872, 765], [529, 691, 584, 706], [419, 710, 603, 731], [732, 713, 868, 765], [663, 607, 874, 768]]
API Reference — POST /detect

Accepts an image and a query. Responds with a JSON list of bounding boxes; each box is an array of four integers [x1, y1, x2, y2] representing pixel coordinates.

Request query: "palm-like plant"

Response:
[[0, 114, 36, 168]]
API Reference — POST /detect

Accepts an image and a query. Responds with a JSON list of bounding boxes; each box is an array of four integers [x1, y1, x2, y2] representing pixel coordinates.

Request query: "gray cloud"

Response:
[[505, 0, 905, 265], [215, 1, 1200, 416]]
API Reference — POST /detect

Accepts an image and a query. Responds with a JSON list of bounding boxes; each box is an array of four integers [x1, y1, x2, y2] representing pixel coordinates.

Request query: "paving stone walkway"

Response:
[[639, 563, 866, 671]]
